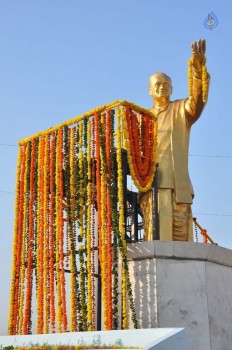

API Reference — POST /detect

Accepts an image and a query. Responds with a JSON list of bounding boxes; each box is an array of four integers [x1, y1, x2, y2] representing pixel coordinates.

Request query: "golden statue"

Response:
[[139, 39, 209, 241]]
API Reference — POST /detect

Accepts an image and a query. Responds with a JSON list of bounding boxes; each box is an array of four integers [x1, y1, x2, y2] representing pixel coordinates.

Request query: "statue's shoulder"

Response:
[[170, 98, 186, 105], [169, 98, 187, 110]]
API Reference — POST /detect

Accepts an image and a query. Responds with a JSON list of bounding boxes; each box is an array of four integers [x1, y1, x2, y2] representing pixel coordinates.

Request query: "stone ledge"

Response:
[[0, 329, 188, 350], [127, 241, 232, 268], [127, 241, 155, 260]]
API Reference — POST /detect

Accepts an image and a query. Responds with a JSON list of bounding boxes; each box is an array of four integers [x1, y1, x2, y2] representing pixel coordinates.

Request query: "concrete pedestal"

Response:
[[0, 329, 188, 350], [127, 241, 232, 350]]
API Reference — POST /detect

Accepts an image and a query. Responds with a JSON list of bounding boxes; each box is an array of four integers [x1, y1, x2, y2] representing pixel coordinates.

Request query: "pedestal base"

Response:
[[127, 241, 232, 350], [0, 328, 188, 350]]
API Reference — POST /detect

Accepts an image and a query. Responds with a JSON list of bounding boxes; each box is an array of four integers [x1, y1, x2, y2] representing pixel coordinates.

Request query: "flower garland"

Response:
[[36, 136, 45, 334], [86, 119, 93, 330], [90, 117, 96, 330], [188, 57, 208, 103], [9, 101, 150, 335], [77, 120, 88, 332], [49, 132, 56, 333], [8, 145, 23, 335], [99, 113, 108, 329], [59, 128, 68, 333], [55, 128, 67, 332], [64, 127, 71, 270], [116, 107, 128, 329], [94, 112, 102, 264], [109, 109, 120, 330], [18, 142, 30, 334], [79, 244, 87, 331], [11, 144, 27, 334], [123, 106, 156, 192], [18, 100, 155, 145], [202, 59, 208, 103], [43, 134, 50, 333], [105, 109, 113, 330], [74, 124, 82, 328], [78, 133, 84, 242], [116, 107, 138, 329], [188, 60, 193, 99], [23, 139, 36, 334], [69, 126, 78, 332]]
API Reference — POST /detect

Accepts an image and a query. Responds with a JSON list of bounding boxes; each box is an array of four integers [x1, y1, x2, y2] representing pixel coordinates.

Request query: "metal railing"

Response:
[[193, 217, 217, 244]]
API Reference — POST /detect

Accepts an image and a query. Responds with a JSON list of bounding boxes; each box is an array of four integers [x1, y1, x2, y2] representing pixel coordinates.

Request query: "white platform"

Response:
[[127, 241, 232, 350], [0, 328, 188, 350]]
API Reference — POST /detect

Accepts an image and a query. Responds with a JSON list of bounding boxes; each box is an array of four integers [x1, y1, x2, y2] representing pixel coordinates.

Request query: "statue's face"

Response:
[[149, 74, 172, 99]]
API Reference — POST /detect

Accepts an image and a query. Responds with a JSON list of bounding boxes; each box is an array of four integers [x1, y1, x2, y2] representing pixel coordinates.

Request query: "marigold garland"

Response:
[[8, 144, 23, 335], [110, 109, 120, 330], [90, 118, 96, 330], [78, 150, 84, 241], [12, 144, 27, 334], [58, 129, 68, 333], [18, 142, 30, 334], [188, 57, 209, 103], [116, 107, 128, 329], [99, 113, 108, 329], [123, 106, 156, 192], [55, 129, 65, 332], [36, 136, 45, 334], [18, 100, 155, 145], [23, 139, 36, 334], [202, 60, 208, 103], [94, 112, 102, 264], [43, 134, 50, 334], [86, 119, 93, 330], [49, 132, 56, 333], [69, 126, 78, 332], [8, 101, 156, 335], [105, 109, 113, 330], [79, 244, 87, 331]]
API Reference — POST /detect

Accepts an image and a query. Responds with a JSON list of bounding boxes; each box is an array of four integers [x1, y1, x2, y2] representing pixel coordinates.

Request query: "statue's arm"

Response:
[[185, 39, 210, 124]]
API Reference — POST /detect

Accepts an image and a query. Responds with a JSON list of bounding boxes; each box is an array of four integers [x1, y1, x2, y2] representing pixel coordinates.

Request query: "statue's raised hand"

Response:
[[190, 39, 206, 70]]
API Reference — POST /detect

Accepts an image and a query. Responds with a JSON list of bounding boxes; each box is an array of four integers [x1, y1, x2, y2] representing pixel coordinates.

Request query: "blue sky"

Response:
[[0, 0, 231, 335]]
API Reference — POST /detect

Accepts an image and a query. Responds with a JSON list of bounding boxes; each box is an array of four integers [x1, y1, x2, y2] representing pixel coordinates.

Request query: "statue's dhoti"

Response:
[[139, 189, 193, 241]]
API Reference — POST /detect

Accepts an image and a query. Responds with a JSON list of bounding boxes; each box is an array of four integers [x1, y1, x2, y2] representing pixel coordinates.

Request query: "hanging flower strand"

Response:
[[18, 142, 30, 334], [43, 134, 50, 334], [188, 57, 208, 103], [23, 139, 36, 334], [86, 119, 93, 330], [123, 106, 156, 192], [36, 136, 45, 334], [105, 109, 113, 330], [49, 132, 56, 333], [8, 145, 23, 335], [116, 107, 128, 329]]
